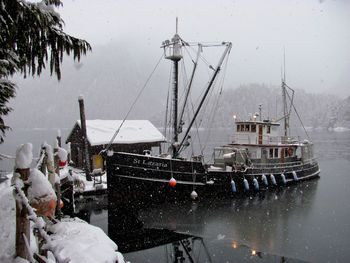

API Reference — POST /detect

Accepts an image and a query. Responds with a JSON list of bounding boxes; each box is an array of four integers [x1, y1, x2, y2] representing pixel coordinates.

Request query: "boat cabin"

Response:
[[212, 119, 316, 168], [234, 120, 280, 145]]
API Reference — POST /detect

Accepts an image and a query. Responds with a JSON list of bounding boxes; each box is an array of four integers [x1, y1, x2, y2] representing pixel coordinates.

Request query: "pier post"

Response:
[[78, 96, 92, 181], [15, 168, 30, 260]]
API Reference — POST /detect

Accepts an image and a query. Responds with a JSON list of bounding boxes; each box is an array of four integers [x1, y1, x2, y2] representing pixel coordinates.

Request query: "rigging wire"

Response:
[[178, 43, 231, 158], [103, 54, 164, 153], [201, 50, 230, 155], [285, 84, 310, 140]]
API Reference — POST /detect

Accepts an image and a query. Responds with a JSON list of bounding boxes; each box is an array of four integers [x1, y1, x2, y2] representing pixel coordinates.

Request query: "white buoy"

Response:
[[253, 178, 259, 191], [243, 178, 249, 191], [262, 174, 268, 186], [292, 171, 298, 181], [231, 180, 237, 193], [281, 173, 286, 185], [190, 190, 198, 200], [270, 174, 277, 186]]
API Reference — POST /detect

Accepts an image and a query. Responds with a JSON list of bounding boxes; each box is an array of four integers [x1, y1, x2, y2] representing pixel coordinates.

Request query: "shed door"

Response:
[[92, 154, 104, 170]]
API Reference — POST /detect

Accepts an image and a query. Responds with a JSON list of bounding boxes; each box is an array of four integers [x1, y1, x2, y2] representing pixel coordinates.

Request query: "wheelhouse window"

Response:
[[237, 125, 241, 132], [245, 124, 250, 132], [284, 147, 294, 157], [267, 125, 271, 134], [269, 148, 279, 158], [251, 124, 256, 133]]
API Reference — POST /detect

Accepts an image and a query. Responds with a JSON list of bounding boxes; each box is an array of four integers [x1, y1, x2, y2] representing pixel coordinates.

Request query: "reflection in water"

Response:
[[74, 181, 318, 262], [135, 180, 319, 259]]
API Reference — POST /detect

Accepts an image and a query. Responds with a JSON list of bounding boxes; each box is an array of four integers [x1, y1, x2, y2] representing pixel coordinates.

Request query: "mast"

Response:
[[282, 51, 288, 137], [162, 20, 183, 158]]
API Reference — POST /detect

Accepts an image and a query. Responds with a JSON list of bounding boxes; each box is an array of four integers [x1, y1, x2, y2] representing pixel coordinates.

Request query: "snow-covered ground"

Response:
[[0, 143, 124, 263], [0, 173, 124, 263]]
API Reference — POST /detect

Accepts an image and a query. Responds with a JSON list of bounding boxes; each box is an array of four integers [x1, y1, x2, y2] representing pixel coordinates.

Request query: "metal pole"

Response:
[[172, 60, 179, 158]]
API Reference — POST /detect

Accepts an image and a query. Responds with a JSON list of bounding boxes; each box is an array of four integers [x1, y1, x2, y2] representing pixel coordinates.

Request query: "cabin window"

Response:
[[267, 126, 271, 134], [237, 125, 241, 132], [269, 148, 279, 158], [284, 147, 294, 157], [251, 124, 256, 133], [245, 124, 250, 132]]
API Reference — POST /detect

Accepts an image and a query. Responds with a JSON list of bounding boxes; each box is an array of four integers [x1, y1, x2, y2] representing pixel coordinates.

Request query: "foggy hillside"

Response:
[[6, 42, 348, 135], [197, 84, 343, 130]]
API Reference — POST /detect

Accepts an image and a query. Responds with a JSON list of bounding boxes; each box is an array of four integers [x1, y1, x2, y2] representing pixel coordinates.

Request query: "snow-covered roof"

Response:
[[75, 120, 165, 146]]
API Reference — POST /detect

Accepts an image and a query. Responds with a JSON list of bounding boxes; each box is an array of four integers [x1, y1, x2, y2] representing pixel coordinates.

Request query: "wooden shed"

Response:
[[66, 119, 165, 171]]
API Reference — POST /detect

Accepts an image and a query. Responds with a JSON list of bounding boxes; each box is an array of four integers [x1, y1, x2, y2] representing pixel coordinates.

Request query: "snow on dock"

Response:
[[0, 142, 124, 263], [0, 174, 124, 263]]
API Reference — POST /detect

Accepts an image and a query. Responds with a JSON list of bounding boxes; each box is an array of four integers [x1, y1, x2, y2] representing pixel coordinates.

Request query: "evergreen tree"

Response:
[[0, 0, 91, 143]]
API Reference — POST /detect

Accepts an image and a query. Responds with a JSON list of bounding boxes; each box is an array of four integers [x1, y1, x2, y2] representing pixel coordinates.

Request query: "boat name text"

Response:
[[133, 158, 168, 168]]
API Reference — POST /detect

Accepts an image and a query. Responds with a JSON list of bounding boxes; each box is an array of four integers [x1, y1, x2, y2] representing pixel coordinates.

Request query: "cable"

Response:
[[103, 54, 164, 153]]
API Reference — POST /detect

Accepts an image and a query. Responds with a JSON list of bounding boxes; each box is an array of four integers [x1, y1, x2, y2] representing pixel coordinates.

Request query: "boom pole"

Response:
[[178, 42, 232, 153]]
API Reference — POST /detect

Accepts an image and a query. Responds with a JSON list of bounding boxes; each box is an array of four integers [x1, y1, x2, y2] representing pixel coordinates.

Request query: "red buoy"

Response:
[[169, 177, 177, 187]]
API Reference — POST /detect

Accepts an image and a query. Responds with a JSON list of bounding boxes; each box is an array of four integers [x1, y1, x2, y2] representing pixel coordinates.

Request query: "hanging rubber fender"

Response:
[[281, 173, 286, 184], [190, 190, 198, 200], [292, 171, 298, 181], [243, 178, 249, 191], [231, 180, 237, 193], [253, 178, 259, 191], [262, 174, 268, 186], [270, 174, 277, 185]]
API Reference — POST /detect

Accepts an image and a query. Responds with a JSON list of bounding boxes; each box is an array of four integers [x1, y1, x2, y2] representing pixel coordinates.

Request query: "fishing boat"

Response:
[[105, 25, 320, 200]]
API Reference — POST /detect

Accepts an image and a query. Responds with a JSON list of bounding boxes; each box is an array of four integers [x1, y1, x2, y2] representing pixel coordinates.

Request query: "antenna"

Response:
[[283, 47, 286, 82], [176, 17, 178, 34]]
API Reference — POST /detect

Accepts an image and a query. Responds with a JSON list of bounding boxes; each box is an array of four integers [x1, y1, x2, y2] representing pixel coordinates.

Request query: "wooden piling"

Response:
[[15, 168, 30, 260], [54, 146, 62, 220], [78, 96, 92, 181]]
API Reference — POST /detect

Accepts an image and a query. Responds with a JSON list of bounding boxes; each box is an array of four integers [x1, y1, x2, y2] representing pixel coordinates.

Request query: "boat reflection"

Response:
[[74, 180, 318, 262], [107, 201, 307, 262]]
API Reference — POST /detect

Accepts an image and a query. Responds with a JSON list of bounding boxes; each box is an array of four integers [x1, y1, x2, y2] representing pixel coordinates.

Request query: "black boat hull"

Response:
[[106, 152, 320, 202]]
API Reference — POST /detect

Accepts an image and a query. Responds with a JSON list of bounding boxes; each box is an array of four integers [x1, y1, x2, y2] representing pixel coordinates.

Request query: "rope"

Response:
[[201, 50, 230, 155], [12, 173, 69, 263], [35, 150, 46, 169], [0, 153, 15, 159], [285, 88, 310, 140], [103, 54, 164, 153]]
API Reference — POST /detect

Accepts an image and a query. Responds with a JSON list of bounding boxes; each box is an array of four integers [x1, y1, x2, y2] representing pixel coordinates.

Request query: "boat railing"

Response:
[[231, 134, 301, 145], [250, 157, 318, 170]]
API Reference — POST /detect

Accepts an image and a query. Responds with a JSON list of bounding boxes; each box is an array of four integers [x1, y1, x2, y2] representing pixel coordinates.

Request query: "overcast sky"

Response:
[[59, 0, 349, 96]]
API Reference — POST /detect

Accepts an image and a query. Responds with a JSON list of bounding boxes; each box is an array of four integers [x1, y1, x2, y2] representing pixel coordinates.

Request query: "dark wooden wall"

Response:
[[66, 124, 161, 170]]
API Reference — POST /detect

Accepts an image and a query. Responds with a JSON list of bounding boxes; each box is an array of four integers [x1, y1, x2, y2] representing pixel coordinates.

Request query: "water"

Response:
[[1, 128, 350, 262]]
